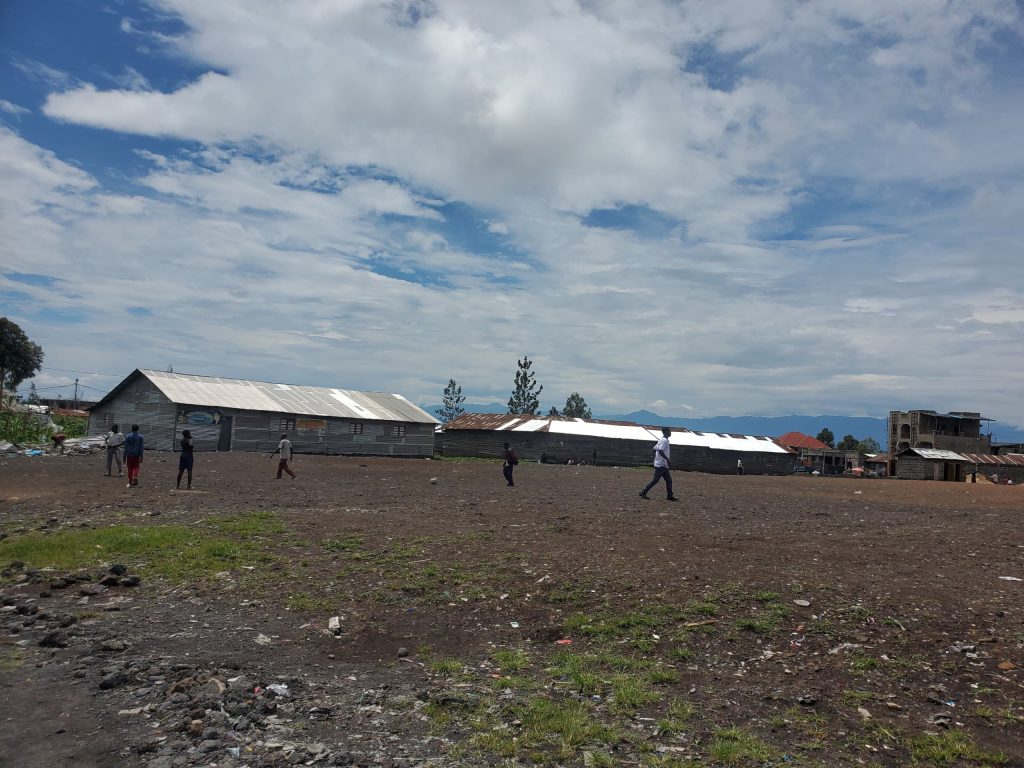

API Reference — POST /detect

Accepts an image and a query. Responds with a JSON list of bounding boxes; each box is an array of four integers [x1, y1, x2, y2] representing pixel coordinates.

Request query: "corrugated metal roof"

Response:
[[442, 413, 792, 455], [777, 431, 831, 450], [961, 453, 1024, 466], [903, 448, 970, 461], [134, 370, 438, 423]]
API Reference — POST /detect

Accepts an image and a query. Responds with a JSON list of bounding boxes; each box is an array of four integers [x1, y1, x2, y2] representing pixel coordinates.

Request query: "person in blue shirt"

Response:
[[123, 424, 145, 487]]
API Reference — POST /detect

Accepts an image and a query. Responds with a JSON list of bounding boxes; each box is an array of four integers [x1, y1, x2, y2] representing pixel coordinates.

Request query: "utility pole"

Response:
[[73, 378, 79, 410]]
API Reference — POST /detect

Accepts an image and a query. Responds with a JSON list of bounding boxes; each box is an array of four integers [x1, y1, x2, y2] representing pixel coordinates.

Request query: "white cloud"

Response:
[[0, 100, 30, 117], [4, 1, 1024, 427]]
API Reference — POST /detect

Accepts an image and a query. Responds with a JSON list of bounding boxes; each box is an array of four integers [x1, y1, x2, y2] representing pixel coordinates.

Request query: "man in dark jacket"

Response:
[[503, 442, 517, 487]]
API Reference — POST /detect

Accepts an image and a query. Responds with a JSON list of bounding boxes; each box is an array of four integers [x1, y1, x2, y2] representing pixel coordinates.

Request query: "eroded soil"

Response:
[[1, 452, 1022, 767]]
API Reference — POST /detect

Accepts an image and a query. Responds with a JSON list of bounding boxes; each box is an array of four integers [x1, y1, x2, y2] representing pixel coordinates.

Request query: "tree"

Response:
[[547, 406, 561, 417], [562, 392, 592, 419], [0, 318, 44, 407], [507, 355, 543, 415], [816, 428, 835, 448], [837, 434, 860, 451], [435, 378, 466, 424], [856, 437, 881, 454], [26, 382, 40, 404]]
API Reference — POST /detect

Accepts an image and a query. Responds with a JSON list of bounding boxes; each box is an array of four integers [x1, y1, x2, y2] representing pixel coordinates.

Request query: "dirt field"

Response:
[[1, 452, 1022, 768]]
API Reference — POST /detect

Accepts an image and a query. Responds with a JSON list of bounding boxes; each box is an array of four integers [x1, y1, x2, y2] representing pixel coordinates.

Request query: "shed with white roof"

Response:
[[87, 369, 438, 456], [438, 414, 794, 475]]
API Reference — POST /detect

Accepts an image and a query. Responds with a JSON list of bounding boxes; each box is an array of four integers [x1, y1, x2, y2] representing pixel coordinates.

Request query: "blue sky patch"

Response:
[[4, 272, 58, 287], [582, 204, 682, 239]]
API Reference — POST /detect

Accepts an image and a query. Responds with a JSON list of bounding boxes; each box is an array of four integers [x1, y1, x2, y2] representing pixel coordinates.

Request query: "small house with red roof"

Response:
[[776, 432, 854, 475]]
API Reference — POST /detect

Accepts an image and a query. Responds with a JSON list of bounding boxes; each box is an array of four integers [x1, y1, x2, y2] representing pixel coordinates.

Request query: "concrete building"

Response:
[[895, 447, 1024, 483], [438, 414, 795, 474], [888, 410, 991, 455], [87, 369, 438, 456]]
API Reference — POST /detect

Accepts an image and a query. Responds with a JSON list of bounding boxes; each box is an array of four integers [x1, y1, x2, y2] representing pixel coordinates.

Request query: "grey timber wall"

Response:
[[87, 377, 178, 451], [89, 374, 434, 457], [226, 413, 433, 456], [437, 430, 791, 475]]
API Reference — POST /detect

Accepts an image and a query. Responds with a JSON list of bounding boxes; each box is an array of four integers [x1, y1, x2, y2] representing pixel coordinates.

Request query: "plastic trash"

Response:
[[267, 683, 290, 697]]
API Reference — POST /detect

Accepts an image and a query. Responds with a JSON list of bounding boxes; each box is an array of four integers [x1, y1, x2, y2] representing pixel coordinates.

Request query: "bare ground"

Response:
[[0, 452, 1022, 767]]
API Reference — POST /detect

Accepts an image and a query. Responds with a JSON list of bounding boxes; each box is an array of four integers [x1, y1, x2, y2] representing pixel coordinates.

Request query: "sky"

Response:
[[1, 0, 1023, 426]]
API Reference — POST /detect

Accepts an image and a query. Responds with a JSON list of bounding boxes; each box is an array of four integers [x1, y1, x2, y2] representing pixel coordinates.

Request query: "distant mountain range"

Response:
[[423, 403, 1024, 447]]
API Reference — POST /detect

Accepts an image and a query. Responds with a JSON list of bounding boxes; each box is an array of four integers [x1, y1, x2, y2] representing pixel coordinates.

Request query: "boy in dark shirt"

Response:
[[176, 429, 194, 490]]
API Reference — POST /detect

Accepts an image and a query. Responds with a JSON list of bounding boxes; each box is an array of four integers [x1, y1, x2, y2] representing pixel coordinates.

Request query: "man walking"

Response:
[[271, 433, 297, 479], [123, 424, 144, 487], [503, 441, 518, 487], [639, 427, 678, 501], [105, 423, 125, 476], [736, 458, 744, 475]]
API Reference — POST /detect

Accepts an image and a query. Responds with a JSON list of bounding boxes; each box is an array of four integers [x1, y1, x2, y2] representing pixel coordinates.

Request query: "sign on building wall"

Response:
[[177, 408, 224, 426], [297, 419, 327, 439]]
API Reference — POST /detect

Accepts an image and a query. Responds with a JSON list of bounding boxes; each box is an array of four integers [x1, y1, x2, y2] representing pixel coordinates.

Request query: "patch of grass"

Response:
[[753, 590, 780, 602], [657, 698, 696, 735], [492, 648, 531, 673], [0, 647, 23, 671], [645, 758, 701, 768], [609, 676, 661, 714], [286, 592, 336, 612], [0, 513, 281, 582], [490, 674, 539, 692], [648, 668, 680, 685], [545, 587, 588, 605], [707, 727, 780, 765], [684, 600, 719, 617], [908, 729, 1009, 765], [569, 671, 604, 695], [848, 653, 880, 673], [841, 689, 876, 705], [670, 645, 693, 662], [322, 535, 364, 552], [517, 698, 617, 759], [429, 658, 465, 676]]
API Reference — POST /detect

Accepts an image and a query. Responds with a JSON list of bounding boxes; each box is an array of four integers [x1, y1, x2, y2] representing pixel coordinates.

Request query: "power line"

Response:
[[40, 367, 121, 377]]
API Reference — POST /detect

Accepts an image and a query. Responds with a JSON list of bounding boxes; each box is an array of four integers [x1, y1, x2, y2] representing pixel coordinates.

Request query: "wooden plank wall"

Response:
[[87, 377, 179, 451], [437, 430, 792, 475], [89, 374, 435, 457]]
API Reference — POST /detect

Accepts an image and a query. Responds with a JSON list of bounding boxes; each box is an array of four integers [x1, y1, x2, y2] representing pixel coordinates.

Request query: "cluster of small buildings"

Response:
[[86, 371, 1023, 482]]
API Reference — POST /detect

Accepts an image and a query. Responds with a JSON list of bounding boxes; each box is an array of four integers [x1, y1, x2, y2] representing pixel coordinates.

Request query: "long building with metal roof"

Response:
[[437, 413, 795, 474], [87, 369, 438, 456]]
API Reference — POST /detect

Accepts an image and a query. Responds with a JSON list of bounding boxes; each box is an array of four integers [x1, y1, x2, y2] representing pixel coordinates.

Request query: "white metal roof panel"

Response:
[[911, 448, 970, 461], [138, 370, 438, 423], [545, 420, 790, 453], [512, 419, 549, 432]]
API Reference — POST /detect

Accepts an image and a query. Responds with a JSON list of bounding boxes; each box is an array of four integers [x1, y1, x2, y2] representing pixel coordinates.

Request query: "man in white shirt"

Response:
[[737, 458, 744, 475], [639, 427, 678, 501], [271, 433, 297, 479], [104, 423, 125, 476]]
